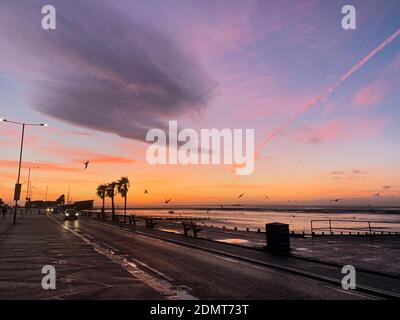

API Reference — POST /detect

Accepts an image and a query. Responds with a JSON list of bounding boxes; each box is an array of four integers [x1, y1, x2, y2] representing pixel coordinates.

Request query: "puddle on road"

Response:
[[217, 238, 250, 245], [294, 247, 311, 252], [158, 228, 181, 234]]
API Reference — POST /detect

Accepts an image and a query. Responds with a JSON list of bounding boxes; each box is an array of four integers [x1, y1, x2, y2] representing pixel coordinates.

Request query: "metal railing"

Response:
[[310, 219, 400, 236]]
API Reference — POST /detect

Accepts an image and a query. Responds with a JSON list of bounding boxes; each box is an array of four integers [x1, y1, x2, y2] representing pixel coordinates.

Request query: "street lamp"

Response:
[[0, 118, 47, 224]]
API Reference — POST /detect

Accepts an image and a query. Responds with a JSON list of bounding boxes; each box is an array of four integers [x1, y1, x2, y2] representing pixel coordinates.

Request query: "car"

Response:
[[63, 209, 80, 221], [46, 207, 60, 214]]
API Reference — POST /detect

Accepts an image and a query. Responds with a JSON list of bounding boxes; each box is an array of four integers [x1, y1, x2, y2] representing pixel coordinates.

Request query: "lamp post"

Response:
[[24, 166, 40, 206], [0, 118, 47, 224]]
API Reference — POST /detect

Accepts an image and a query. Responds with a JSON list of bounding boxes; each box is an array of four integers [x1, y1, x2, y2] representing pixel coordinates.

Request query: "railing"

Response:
[[310, 219, 400, 236], [81, 210, 209, 221]]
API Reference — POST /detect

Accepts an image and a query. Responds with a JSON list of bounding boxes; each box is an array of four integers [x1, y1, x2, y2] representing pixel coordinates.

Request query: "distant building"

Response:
[[72, 200, 94, 210], [29, 200, 58, 208], [30, 199, 94, 210]]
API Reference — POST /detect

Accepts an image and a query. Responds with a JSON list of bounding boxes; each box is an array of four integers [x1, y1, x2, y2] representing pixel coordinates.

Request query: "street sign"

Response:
[[14, 183, 22, 201]]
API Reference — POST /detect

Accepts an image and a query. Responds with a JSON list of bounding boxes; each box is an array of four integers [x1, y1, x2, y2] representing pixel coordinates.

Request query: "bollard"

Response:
[[129, 215, 138, 231], [193, 224, 203, 238], [182, 223, 190, 236], [246, 228, 249, 232]]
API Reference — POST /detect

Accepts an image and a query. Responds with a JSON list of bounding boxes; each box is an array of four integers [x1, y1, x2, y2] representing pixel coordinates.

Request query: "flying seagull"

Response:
[[165, 198, 172, 203], [265, 195, 269, 199], [374, 193, 382, 197], [332, 198, 340, 202], [237, 193, 245, 198], [84, 161, 89, 169], [144, 189, 148, 194]]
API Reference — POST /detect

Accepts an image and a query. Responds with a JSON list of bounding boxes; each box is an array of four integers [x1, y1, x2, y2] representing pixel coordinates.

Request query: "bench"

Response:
[[182, 221, 203, 238], [145, 217, 158, 229], [126, 215, 140, 231]]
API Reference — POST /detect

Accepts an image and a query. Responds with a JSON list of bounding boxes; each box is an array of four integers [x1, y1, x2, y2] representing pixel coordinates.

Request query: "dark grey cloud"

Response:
[[0, 0, 214, 141]]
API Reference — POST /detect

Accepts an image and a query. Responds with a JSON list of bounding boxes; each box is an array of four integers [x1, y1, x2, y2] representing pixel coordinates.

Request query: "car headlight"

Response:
[[75, 213, 79, 216], [65, 213, 69, 216]]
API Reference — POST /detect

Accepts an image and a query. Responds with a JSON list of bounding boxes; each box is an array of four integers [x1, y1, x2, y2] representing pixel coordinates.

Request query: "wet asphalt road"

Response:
[[59, 216, 370, 300]]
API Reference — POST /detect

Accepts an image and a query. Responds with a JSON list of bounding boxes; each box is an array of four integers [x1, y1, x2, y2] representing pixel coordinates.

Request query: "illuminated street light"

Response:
[[0, 118, 48, 224]]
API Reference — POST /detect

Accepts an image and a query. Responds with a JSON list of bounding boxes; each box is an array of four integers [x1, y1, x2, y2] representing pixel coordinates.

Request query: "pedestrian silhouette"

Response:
[[2, 206, 7, 218]]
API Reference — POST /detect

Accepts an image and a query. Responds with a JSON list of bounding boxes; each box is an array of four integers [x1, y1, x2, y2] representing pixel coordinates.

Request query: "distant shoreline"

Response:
[[93, 205, 400, 215]]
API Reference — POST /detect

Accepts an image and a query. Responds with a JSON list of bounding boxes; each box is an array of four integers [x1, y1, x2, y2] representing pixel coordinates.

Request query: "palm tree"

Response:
[[106, 182, 117, 221], [96, 184, 107, 217], [117, 177, 130, 223]]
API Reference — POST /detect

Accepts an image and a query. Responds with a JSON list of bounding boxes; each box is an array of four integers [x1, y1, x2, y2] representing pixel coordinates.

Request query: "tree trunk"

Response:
[[124, 195, 127, 223], [111, 196, 115, 221], [102, 197, 105, 218]]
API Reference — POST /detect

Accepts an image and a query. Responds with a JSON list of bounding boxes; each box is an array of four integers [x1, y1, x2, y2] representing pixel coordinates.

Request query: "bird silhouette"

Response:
[[144, 189, 148, 194], [165, 198, 172, 203], [84, 161, 89, 169], [237, 193, 245, 198], [332, 198, 340, 202], [374, 193, 382, 197], [265, 195, 269, 199]]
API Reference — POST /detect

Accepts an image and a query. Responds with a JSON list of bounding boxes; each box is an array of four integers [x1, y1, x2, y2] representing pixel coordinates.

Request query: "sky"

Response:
[[0, 0, 399, 206]]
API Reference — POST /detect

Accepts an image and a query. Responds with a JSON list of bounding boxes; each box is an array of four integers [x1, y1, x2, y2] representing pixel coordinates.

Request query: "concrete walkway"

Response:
[[0, 213, 164, 299]]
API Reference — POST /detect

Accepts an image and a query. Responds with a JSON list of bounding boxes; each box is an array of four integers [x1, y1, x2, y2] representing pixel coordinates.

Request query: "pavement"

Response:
[[0, 211, 397, 300], [0, 212, 164, 299]]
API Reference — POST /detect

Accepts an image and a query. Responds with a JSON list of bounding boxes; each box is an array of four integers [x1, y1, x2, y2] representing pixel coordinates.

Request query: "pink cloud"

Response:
[[354, 82, 385, 107], [354, 52, 400, 108], [0, 159, 81, 173], [294, 115, 390, 144], [39, 142, 136, 165]]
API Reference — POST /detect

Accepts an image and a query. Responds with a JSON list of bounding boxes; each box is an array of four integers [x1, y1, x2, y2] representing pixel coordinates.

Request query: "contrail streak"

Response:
[[256, 27, 400, 158]]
